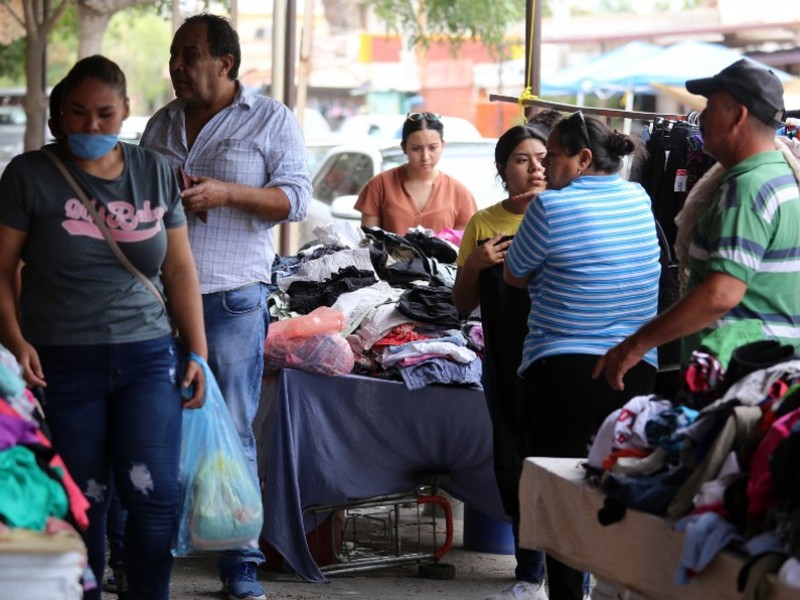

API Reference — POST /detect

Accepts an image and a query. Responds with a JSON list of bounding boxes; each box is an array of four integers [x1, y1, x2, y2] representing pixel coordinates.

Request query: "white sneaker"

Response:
[[485, 581, 549, 600]]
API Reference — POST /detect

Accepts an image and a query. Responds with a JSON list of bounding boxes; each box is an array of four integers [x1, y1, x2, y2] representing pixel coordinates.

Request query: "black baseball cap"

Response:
[[686, 58, 785, 128]]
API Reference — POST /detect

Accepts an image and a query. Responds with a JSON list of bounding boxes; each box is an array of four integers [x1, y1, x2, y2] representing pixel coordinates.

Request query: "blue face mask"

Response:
[[66, 133, 119, 160]]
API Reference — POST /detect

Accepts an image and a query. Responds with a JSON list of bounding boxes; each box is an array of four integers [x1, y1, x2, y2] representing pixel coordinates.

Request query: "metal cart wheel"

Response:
[[418, 561, 456, 580]]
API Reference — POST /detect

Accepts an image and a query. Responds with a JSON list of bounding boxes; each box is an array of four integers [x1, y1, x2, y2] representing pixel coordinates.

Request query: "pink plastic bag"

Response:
[[268, 307, 346, 342], [264, 332, 355, 377]]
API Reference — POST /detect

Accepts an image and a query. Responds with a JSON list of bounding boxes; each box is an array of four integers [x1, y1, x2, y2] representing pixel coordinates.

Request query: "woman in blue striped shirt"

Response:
[[504, 111, 660, 600]]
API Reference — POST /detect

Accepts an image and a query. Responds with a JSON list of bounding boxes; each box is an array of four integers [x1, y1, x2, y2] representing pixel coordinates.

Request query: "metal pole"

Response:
[[524, 0, 542, 119], [42, 0, 49, 137], [284, 0, 297, 109], [272, 0, 286, 103], [295, 0, 315, 129], [525, 0, 533, 94], [532, 0, 541, 97], [275, 0, 298, 255]]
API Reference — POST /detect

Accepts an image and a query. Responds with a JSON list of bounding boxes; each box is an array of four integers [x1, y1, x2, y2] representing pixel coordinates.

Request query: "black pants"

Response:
[[522, 354, 656, 600]]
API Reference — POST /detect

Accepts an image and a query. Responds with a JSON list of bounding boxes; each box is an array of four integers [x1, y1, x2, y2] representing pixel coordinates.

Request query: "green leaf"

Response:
[[363, 0, 526, 56]]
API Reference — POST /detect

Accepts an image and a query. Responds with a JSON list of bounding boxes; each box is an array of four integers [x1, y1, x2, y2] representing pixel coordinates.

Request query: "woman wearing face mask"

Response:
[[504, 112, 660, 600], [0, 55, 207, 600], [354, 112, 478, 235]]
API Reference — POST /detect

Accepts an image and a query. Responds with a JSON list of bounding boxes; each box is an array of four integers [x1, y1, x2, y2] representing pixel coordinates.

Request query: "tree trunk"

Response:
[[76, 6, 111, 57], [76, 0, 154, 58], [23, 28, 47, 152], [20, 0, 68, 152]]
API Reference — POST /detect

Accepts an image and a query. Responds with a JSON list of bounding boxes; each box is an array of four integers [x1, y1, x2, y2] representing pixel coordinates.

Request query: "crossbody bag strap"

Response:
[[41, 148, 168, 312]]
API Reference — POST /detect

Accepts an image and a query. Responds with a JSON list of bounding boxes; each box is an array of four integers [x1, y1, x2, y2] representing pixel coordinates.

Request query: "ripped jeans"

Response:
[[37, 335, 183, 600]]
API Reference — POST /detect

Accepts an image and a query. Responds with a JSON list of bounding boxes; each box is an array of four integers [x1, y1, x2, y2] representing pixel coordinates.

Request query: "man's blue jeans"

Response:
[[37, 335, 183, 600], [512, 514, 546, 583], [203, 282, 269, 570], [513, 514, 591, 594]]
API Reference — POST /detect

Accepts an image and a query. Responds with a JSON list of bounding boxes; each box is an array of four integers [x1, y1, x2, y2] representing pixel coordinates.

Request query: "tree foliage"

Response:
[[363, 0, 526, 58], [48, 4, 80, 84], [105, 10, 172, 114], [0, 36, 25, 85], [143, 0, 229, 17]]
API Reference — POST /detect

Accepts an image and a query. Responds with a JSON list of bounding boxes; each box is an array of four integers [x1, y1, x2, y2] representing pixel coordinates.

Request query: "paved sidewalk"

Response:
[[170, 544, 515, 599], [102, 511, 519, 600]]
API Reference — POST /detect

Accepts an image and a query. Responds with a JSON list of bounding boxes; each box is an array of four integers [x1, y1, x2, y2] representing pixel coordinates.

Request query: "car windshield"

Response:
[[306, 139, 342, 176]]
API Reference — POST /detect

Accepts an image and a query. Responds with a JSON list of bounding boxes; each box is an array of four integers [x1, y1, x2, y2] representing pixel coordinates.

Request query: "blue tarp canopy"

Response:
[[540, 41, 663, 96], [541, 40, 792, 97]]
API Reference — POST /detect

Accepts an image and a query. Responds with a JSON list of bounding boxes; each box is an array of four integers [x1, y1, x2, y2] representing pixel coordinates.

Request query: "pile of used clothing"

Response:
[[0, 343, 93, 591], [585, 323, 800, 594], [266, 223, 482, 390]]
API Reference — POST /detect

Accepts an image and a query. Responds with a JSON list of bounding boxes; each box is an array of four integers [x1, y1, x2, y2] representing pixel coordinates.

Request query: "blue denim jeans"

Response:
[[106, 475, 127, 570], [511, 514, 546, 583], [203, 283, 268, 571], [512, 515, 591, 594], [36, 335, 183, 600]]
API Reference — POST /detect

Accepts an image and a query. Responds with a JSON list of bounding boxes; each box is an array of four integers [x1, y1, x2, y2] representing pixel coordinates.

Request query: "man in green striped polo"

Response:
[[594, 59, 800, 391]]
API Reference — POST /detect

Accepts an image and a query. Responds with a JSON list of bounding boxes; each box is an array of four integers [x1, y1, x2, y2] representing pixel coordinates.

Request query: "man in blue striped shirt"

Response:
[[595, 59, 800, 391]]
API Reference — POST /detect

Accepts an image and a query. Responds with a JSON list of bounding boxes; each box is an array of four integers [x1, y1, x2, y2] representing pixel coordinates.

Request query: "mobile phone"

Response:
[[176, 166, 207, 223]]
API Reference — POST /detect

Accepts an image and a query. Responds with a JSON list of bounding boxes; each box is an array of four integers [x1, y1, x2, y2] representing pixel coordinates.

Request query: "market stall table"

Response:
[[254, 368, 506, 583], [518, 457, 796, 600]]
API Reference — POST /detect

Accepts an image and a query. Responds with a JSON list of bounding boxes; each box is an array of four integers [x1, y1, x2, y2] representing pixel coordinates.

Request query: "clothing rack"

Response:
[[489, 93, 688, 121], [646, 113, 702, 146]]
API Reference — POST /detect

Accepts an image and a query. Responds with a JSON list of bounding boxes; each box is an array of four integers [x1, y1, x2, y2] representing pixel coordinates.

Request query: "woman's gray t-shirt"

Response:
[[0, 142, 186, 345]]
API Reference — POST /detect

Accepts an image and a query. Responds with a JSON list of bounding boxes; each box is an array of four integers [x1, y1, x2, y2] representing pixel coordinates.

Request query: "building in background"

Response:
[[231, 1, 800, 138]]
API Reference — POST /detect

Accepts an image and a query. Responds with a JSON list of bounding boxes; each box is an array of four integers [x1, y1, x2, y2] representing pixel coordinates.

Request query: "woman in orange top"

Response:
[[354, 112, 478, 235]]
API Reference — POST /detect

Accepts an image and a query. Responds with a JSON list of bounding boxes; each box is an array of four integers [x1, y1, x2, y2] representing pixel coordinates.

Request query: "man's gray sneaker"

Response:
[[485, 581, 549, 600]]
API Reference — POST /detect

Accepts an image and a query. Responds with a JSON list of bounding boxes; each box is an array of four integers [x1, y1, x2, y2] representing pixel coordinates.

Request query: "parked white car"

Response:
[[298, 107, 334, 138], [0, 105, 26, 176], [298, 138, 506, 246], [120, 115, 151, 144], [305, 136, 345, 176]]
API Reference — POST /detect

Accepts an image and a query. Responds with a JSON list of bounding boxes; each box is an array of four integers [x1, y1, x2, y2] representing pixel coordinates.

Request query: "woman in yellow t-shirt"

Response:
[[452, 119, 555, 316]]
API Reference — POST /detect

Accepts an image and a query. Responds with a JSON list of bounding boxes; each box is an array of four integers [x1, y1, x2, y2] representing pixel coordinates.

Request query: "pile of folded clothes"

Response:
[[265, 224, 482, 390], [585, 325, 800, 593]]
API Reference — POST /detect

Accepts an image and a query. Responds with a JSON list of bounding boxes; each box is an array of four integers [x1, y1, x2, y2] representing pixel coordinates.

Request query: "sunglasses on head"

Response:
[[566, 110, 591, 147], [406, 112, 441, 122]]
